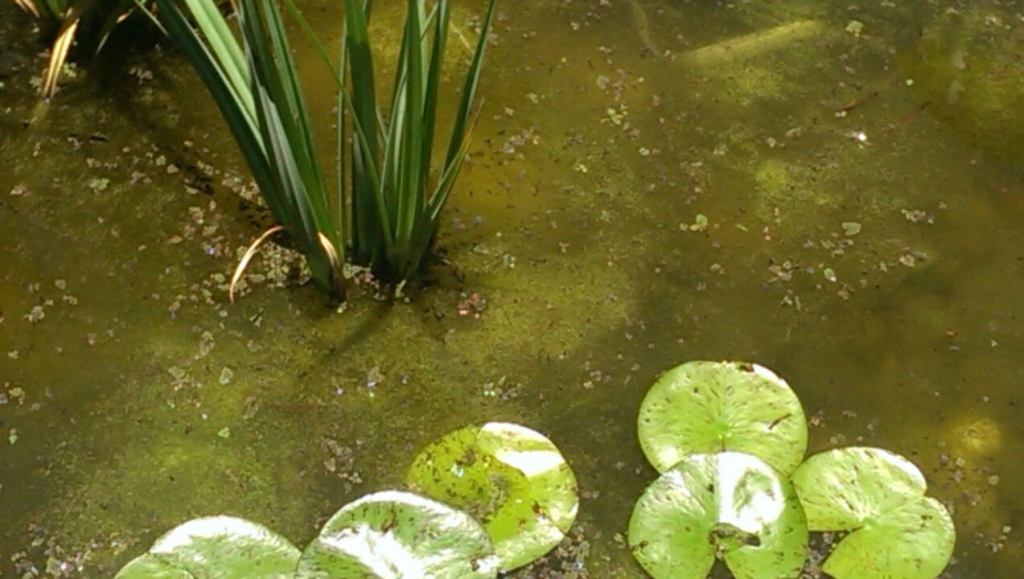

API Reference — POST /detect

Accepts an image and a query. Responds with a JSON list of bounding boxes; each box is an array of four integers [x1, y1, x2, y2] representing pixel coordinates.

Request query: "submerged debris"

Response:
[[506, 524, 591, 578], [457, 291, 488, 318]]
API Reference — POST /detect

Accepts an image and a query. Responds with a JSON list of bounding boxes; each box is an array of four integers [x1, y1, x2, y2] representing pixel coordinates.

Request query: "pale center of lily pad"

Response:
[[717, 453, 786, 535], [322, 525, 425, 577], [494, 448, 565, 477]]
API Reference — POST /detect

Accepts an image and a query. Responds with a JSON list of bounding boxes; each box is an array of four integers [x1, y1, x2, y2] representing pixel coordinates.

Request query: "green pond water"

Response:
[[1, 0, 1022, 576]]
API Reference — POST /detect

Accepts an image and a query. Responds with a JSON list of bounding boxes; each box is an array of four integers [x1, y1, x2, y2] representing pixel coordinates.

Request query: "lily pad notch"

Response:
[[629, 452, 808, 579]]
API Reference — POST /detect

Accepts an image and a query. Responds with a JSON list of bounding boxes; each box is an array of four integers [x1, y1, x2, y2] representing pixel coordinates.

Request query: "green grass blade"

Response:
[[261, 0, 332, 230], [427, 111, 474, 221], [443, 0, 495, 168], [396, 0, 426, 246], [239, 0, 337, 282], [182, 0, 254, 116], [339, 82, 391, 255], [274, 0, 354, 254], [420, 0, 447, 194], [336, 15, 350, 249], [154, 0, 279, 221], [343, 0, 392, 260], [342, 0, 380, 162]]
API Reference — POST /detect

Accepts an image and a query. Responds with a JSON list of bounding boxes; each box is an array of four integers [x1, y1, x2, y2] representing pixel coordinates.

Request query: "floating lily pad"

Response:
[[114, 554, 191, 578], [824, 497, 954, 579], [792, 447, 954, 578], [792, 447, 927, 529], [628, 452, 808, 579], [637, 361, 808, 475], [296, 490, 497, 579], [115, 516, 300, 578], [405, 422, 579, 571]]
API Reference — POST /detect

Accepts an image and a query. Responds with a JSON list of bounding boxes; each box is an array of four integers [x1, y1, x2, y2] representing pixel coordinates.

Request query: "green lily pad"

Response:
[[638, 361, 808, 475], [823, 497, 955, 579], [792, 447, 955, 578], [114, 554, 192, 578], [405, 422, 579, 571], [296, 490, 497, 578], [123, 516, 300, 578], [628, 452, 808, 579], [792, 447, 927, 530]]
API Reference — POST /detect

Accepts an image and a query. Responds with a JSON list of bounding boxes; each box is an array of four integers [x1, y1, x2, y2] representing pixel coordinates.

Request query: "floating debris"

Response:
[[87, 178, 110, 192], [681, 214, 709, 232]]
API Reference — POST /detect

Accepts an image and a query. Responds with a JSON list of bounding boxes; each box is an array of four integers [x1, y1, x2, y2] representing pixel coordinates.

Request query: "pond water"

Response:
[[1, 0, 1022, 576]]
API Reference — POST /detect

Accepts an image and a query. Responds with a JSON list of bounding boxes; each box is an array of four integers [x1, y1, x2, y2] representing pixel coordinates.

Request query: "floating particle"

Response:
[[689, 214, 709, 232], [87, 178, 110, 192], [24, 306, 45, 323], [841, 222, 862, 236]]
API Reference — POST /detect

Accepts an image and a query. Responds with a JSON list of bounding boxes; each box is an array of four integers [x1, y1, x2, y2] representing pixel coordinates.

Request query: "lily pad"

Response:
[[405, 422, 579, 571], [114, 554, 191, 578], [296, 490, 497, 579], [823, 497, 954, 579], [119, 516, 301, 578], [628, 452, 808, 579], [637, 361, 808, 475], [791, 447, 927, 530], [792, 447, 955, 578]]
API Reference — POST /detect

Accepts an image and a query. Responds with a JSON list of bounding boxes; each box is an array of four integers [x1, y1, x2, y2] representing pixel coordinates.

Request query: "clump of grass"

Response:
[[10, 0, 163, 97], [155, 0, 497, 300]]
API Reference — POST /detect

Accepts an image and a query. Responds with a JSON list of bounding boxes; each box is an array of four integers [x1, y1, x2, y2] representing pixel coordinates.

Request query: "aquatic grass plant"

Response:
[[154, 0, 497, 300], [10, 0, 162, 97]]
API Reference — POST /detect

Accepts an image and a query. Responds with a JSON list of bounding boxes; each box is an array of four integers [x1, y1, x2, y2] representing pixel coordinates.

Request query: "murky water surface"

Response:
[[2, 1, 1023, 576]]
